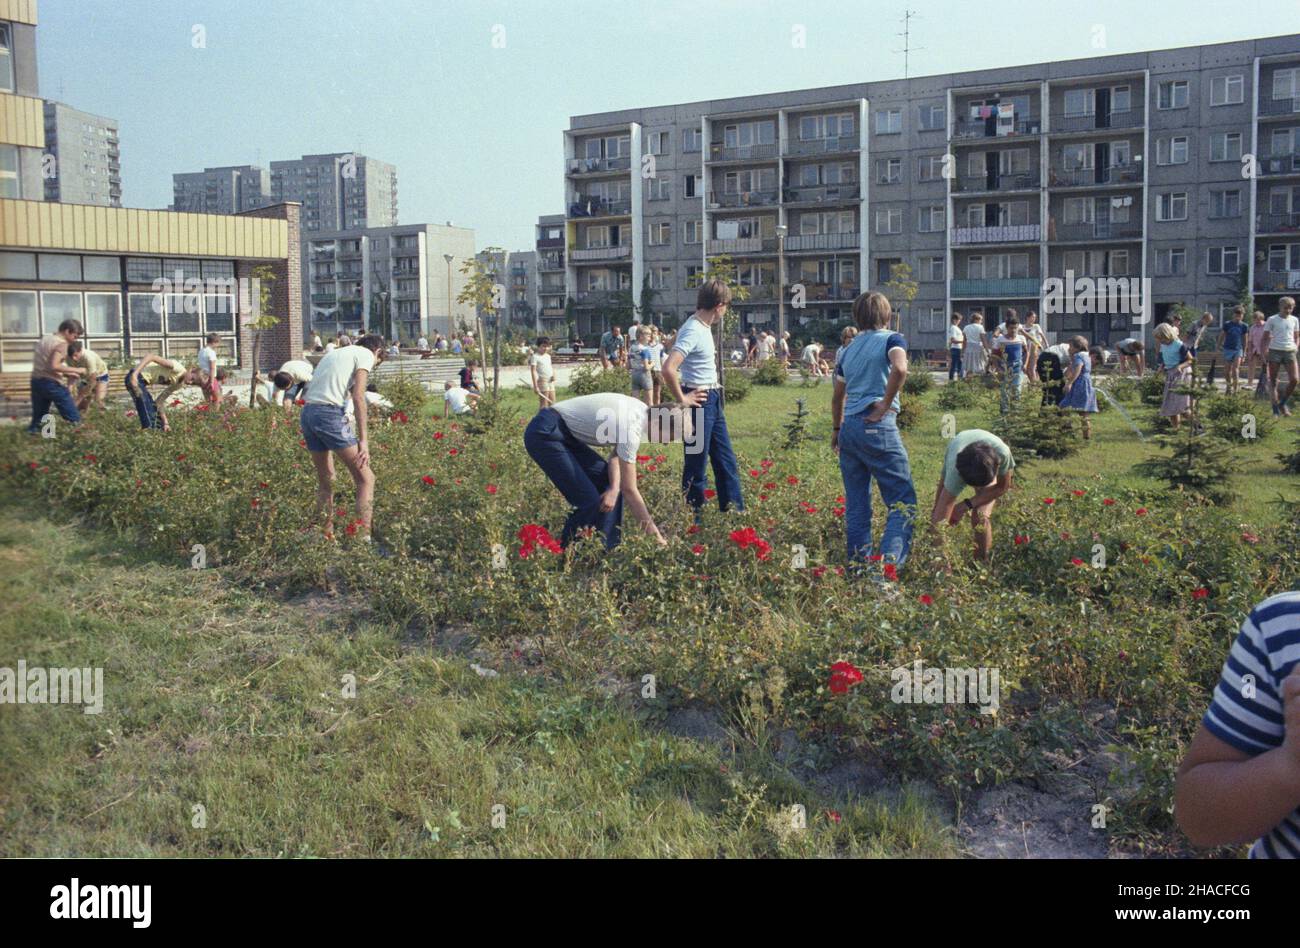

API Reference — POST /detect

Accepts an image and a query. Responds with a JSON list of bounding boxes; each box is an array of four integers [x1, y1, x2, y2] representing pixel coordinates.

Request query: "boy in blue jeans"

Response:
[[27, 319, 85, 434]]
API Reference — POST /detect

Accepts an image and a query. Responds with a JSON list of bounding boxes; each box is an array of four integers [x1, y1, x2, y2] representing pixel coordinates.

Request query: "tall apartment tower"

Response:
[[563, 33, 1300, 352], [271, 153, 398, 234], [0, 3, 43, 200], [42, 101, 120, 206], [171, 165, 271, 214], [536, 213, 567, 335]]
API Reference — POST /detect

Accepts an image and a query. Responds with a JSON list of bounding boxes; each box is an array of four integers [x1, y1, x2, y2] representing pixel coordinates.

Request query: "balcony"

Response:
[[1049, 220, 1142, 241], [709, 142, 779, 163], [310, 248, 336, 260], [567, 156, 633, 175], [784, 232, 861, 251], [310, 294, 338, 305], [538, 254, 564, 271], [536, 235, 565, 249], [1048, 165, 1142, 188], [782, 183, 862, 205], [1254, 271, 1300, 292], [1049, 110, 1144, 133], [1259, 96, 1300, 117], [954, 170, 1041, 193], [951, 116, 1042, 140], [785, 135, 860, 157], [570, 245, 631, 262], [950, 278, 1041, 298], [708, 189, 779, 209], [951, 224, 1043, 246], [1259, 152, 1300, 176], [568, 197, 631, 218], [1258, 212, 1300, 234], [575, 289, 626, 305], [794, 283, 858, 302], [707, 237, 777, 255]]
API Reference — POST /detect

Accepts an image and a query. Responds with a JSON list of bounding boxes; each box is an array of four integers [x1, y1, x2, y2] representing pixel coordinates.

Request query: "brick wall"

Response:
[[236, 202, 303, 371]]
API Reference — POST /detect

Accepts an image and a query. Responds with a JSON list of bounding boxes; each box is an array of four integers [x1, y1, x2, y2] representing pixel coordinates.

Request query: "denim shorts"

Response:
[[300, 403, 357, 452], [1223, 348, 1242, 362]]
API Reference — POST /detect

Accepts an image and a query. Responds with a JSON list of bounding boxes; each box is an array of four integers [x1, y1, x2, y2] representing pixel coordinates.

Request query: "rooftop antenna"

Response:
[[894, 10, 924, 80]]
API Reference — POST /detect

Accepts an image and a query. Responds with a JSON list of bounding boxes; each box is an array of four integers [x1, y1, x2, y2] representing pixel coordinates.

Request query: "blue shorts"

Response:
[[300, 403, 357, 453], [1223, 349, 1242, 362]]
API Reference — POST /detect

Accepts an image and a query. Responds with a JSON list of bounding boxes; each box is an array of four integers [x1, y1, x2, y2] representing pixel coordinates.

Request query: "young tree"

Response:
[[702, 255, 750, 384], [246, 264, 278, 409], [884, 262, 919, 333], [458, 249, 503, 394]]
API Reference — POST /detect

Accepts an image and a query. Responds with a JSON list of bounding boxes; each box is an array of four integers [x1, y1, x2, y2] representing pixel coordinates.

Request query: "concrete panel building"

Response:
[[271, 153, 397, 234], [0, 0, 44, 202], [563, 32, 1300, 351], [536, 213, 566, 336], [172, 165, 271, 215], [42, 101, 120, 207]]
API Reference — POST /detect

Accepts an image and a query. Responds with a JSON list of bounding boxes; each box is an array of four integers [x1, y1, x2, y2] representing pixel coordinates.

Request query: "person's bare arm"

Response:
[[530, 362, 542, 395], [830, 377, 846, 454], [351, 369, 370, 468], [615, 458, 664, 544], [661, 350, 706, 408], [962, 471, 1014, 519], [1176, 670, 1300, 847]]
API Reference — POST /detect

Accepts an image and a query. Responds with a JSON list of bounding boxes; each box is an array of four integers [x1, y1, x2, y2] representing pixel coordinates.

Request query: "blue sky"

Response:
[[36, 0, 1299, 250]]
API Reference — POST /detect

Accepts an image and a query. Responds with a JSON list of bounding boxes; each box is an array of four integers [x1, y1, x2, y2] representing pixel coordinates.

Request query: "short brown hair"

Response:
[[852, 291, 892, 331], [696, 279, 733, 312], [57, 319, 84, 337]]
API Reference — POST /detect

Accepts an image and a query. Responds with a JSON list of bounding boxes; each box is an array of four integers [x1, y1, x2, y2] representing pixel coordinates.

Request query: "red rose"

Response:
[[829, 661, 864, 695], [760, 459, 774, 470], [691, 544, 705, 555], [295, 399, 306, 407], [787, 475, 799, 485], [827, 810, 842, 824], [1071, 489, 1086, 497], [1241, 532, 1260, 544], [763, 482, 776, 490], [686, 524, 700, 535], [654, 455, 666, 463], [749, 469, 761, 478], [433, 431, 445, 440], [703, 489, 717, 500], [1102, 498, 1116, 506], [1136, 507, 1148, 516], [1014, 535, 1029, 545], [449, 448, 458, 456], [1043, 497, 1055, 505], [759, 494, 768, 502], [646, 464, 657, 472], [812, 566, 828, 578], [422, 475, 435, 486], [1070, 557, 1084, 566], [836, 496, 846, 504], [833, 506, 845, 517], [1192, 587, 1209, 599], [486, 484, 498, 495], [918, 594, 934, 605], [883, 563, 899, 581], [259, 482, 268, 489], [637, 455, 651, 463]]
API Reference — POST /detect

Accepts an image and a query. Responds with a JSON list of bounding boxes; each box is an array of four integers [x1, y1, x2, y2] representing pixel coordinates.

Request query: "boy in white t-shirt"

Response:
[[443, 380, 479, 418], [529, 336, 556, 408], [1265, 296, 1299, 416], [946, 313, 965, 380], [197, 333, 222, 402]]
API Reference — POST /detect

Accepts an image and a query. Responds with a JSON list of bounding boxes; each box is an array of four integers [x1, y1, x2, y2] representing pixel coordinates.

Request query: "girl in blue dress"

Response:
[[1058, 335, 1099, 439]]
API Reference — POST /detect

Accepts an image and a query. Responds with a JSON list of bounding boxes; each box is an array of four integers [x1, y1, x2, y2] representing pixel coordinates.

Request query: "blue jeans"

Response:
[[680, 387, 745, 513], [28, 377, 81, 433], [838, 410, 917, 567], [125, 371, 164, 430], [949, 347, 963, 380], [524, 408, 623, 549]]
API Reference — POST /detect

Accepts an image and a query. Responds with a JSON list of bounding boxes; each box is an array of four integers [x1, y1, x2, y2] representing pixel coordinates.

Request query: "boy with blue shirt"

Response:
[[1221, 305, 1249, 394], [661, 280, 741, 514], [831, 292, 917, 571]]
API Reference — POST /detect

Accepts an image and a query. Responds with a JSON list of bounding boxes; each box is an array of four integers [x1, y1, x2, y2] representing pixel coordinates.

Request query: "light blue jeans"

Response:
[[838, 410, 917, 568]]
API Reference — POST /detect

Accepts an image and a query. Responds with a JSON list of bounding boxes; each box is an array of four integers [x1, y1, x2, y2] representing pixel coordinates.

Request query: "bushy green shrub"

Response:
[[1102, 376, 1140, 403], [903, 369, 934, 396], [994, 390, 1079, 461], [375, 375, 429, 416], [1138, 372, 1166, 406], [1201, 391, 1277, 443], [1278, 431, 1300, 474], [936, 378, 992, 411], [566, 364, 630, 396], [751, 358, 788, 386], [895, 397, 923, 430], [1133, 427, 1239, 503], [723, 368, 751, 404]]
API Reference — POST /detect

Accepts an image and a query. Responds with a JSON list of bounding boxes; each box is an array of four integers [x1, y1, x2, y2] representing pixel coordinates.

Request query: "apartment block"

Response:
[[536, 213, 566, 335], [42, 101, 120, 206], [172, 165, 271, 214], [305, 222, 475, 342], [475, 247, 541, 332], [271, 153, 397, 234], [563, 33, 1300, 351], [0, 1, 44, 201]]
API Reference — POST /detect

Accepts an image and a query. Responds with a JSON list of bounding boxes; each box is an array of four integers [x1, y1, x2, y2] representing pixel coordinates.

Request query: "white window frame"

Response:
[[1157, 192, 1188, 222], [875, 207, 902, 234], [1207, 246, 1241, 275], [1158, 80, 1190, 110], [874, 109, 902, 134], [1210, 74, 1244, 106], [1210, 131, 1243, 162], [1157, 135, 1189, 165]]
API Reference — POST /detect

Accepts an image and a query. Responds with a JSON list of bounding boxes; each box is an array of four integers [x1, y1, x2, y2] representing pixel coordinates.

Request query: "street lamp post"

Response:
[[776, 224, 788, 342], [443, 253, 455, 339]]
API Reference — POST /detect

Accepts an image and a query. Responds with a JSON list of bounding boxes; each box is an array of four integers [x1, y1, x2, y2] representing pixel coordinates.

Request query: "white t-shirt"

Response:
[[760, 336, 775, 359], [801, 344, 819, 362], [550, 393, 648, 464], [197, 346, 218, 378], [963, 324, 986, 346], [304, 345, 376, 408], [947, 324, 964, 346], [529, 351, 554, 384], [417, 337, 429, 350], [279, 359, 314, 383], [444, 386, 473, 414], [1046, 342, 1072, 362], [324, 342, 337, 354], [1265, 313, 1299, 351]]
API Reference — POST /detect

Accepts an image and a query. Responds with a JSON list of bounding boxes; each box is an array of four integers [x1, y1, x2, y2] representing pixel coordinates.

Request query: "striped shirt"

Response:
[[1202, 592, 1300, 858]]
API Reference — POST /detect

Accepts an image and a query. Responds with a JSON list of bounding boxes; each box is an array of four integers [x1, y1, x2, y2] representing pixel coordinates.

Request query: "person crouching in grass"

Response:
[[929, 429, 1015, 563], [272, 359, 315, 406], [300, 334, 385, 541], [125, 354, 202, 431], [67, 340, 109, 412], [523, 392, 693, 550], [1175, 591, 1300, 858]]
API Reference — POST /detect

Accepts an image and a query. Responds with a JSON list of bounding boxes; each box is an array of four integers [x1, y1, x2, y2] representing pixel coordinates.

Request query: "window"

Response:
[[204, 294, 235, 333], [966, 253, 1030, 279], [650, 266, 672, 290], [0, 290, 38, 335], [0, 23, 12, 93], [1207, 246, 1240, 275], [685, 265, 704, 288], [922, 257, 944, 281], [1112, 86, 1132, 112], [875, 208, 902, 234], [918, 154, 945, 181], [126, 258, 163, 283], [586, 225, 611, 249], [684, 174, 702, 198], [41, 292, 84, 332], [1211, 75, 1244, 106], [798, 112, 855, 141], [723, 121, 776, 149], [646, 131, 669, 156], [85, 293, 123, 335], [1158, 80, 1189, 110], [648, 177, 671, 201], [37, 254, 81, 281], [0, 144, 18, 198], [875, 258, 902, 284], [1210, 132, 1243, 162], [918, 104, 945, 131], [1064, 88, 1095, 117], [0, 251, 35, 279], [684, 220, 702, 244], [1209, 189, 1242, 219], [1062, 143, 1093, 170], [876, 157, 902, 184], [1156, 192, 1188, 221], [165, 293, 202, 334], [682, 128, 702, 153], [1267, 244, 1300, 271], [1155, 247, 1187, 276], [917, 205, 945, 233], [1273, 68, 1300, 102], [1157, 136, 1189, 165], [874, 109, 902, 134], [1063, 196, 1095, 225], [83, 256, 121, 282]]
